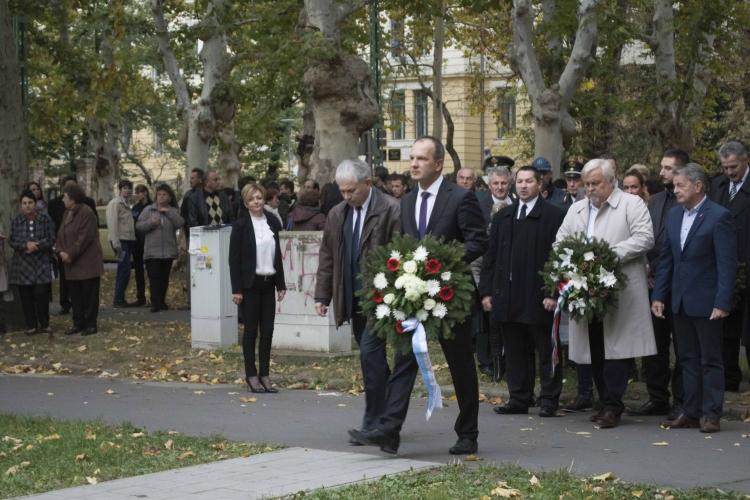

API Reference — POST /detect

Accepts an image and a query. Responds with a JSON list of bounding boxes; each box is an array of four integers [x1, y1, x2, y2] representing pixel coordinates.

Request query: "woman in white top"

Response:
[[229, 183, 286, 394]]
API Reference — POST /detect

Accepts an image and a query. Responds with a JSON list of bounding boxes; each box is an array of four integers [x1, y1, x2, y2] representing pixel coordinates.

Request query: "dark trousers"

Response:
[[69, 277, 100, 329], [240, 277, 276, 377], [642, 299, 684, 406], [589, 321, 630, 416], [577, 363, 593, 401], [57, 256, 71, 309], [17, 283, 51, 330], [145, 259, 173, 309], [674, 308, 724, 419], [488, 318, 506, 376], [351, 298, 390, 430], [132, 244, 147, 303], [501, 322, 562, 409], [475, 311, 492, 369], [721, 305, 745, 390], [377, 320, 479, 441], [112, 240, 134, 304]]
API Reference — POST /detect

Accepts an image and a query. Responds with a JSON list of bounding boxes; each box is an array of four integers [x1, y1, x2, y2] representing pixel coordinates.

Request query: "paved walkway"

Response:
[[3, 374, 750, 496], [15, 447, 436, 500]]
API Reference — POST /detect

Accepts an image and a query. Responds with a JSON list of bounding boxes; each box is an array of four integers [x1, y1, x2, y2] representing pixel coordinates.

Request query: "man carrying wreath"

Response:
[[555, 159, 656, 429], [349, 136, 488, 455]]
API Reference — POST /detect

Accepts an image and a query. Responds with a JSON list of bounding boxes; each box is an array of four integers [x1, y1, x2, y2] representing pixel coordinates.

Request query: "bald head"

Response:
[[456, 167, 477, 191]]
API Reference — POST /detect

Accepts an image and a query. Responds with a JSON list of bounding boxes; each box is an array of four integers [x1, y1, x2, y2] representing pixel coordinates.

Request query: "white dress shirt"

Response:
[[516, 196, 539, 219], [352, 186, 373, 240], [251, 215, 276, 275], [587, 203, 599, 239], [680, 196, 707, 250], [730, 167, 749, 195], [492, 194, 512, 205], [415, 175, 444, 228]]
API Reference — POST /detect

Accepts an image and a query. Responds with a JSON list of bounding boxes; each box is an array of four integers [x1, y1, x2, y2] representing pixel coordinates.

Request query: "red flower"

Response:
[[373, 290, 384, 304], [439, 286, 454, 301], [387, 258, 400, 272], [395, 321, 405, 334], [425, 259, 441, 274]]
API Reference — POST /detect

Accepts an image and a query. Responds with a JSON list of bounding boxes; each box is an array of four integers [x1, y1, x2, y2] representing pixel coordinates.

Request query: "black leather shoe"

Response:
[[667, 403, 683, 421], [348, 436, 364, 446], [493, 403, 528, 415], [449, 438, 478, 455], [562, 398, 594, 413], [150, 306, 161, 313], [539, 405, 558, 418], [58, 307, 71, 315], [625, 401, 670, 417], [160, 303, 170, 311], [589, 410, 604, 422], [348, 429, 399, 455], [491, 355, 503, 383], [64, 327, 83, 336], [82, 328, 97, 336]]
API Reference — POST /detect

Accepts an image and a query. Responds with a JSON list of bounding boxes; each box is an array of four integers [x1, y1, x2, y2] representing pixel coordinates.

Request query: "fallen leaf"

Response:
[[52, 362, 61, 370], [633, 492, 643, 498], [86, 430, 96, 440], [25, 444, 33, 451], [211, 442, 226, 450], [242, 451, 250, 458], [286, 382, 307, 389], [47, 393, 53, 396], [164, 439, 174, 450], [76, 453, 89, 461], [464, 455, 484, 461], [592, 472, 615, 481], [131, 432, 145, 438], [530, 475, 541, 487], [576, 432, 591, 435], [593, 487, 605, 493], [228, 392, 238, 395], [38, 434, 60, 441], [652, 442, 669, 446], [491, 486, 520, 497], [105, 389, 117, 395], [174, 359, 184, 365], [3, 436, 22, 444], [5, 461, 30, 476], [240, 396, 257, 403], [108, 346, 120, 352], [189, 374, 200, 382], [177, 451, 196, 460], [86, 476, 98, 485], [705, 436, 712, 439], [447, 395, 458, 401], [168, 430, 180, 435], [77, 345, 87, 352], [338, 404, 346, 407], [194, 391, 205, 395], [520, 428, 533, 431]]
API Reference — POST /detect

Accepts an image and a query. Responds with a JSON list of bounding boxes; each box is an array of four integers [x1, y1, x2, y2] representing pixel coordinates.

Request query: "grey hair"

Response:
[[582, 159, 615, 182], [719, 141, 748, 160], [674, 162, 707, 192], [487, 166, 512, 181], [335, 159, 372, 184], [458, 167, 477, 180]]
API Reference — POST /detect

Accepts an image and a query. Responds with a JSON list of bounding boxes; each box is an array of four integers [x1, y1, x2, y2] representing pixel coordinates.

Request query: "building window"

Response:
[[414, 90, 428, 138], [391, 91, 405, 140], [497, 90, 516, 139]]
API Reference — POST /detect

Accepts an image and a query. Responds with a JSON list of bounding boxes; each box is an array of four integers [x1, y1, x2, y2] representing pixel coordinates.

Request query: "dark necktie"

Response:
[[351, 206, 363, 289], [418, 192, 430, 239], [730, 183, 738, 203], [519, 204, 527, 220]]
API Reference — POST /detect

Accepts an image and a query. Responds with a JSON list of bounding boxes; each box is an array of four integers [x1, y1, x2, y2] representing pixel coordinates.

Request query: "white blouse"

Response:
[[251, 215, 276, 276]]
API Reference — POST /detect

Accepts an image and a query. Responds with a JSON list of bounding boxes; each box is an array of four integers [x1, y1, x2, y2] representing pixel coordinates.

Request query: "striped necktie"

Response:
[[730, 182, 738, 203]]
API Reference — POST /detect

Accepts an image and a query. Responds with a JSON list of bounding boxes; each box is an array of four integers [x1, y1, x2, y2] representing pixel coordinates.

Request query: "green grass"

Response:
[[0, 413, 282, 499], [300, 463, 744, 499]]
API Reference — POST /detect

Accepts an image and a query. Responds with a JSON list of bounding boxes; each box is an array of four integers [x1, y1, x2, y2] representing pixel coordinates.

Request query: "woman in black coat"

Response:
[[229, 183, 286, 394]]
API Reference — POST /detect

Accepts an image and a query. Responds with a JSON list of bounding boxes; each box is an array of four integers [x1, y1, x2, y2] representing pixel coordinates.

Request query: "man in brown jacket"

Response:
[[315, 159, 400, 443]]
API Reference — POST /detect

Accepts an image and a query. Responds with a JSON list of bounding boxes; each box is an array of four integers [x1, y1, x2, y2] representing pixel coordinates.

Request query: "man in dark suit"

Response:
[[479, 165, 514, 223], [628, 149, 690, 419], [315, 159, 400, 443], [707, 141, 750, 392], [479, 166, 566, 417], [653, 162, 737, 433], [48, 175, 98, 315], [349, 136, 488, 455], [188, 171, 234, 227]]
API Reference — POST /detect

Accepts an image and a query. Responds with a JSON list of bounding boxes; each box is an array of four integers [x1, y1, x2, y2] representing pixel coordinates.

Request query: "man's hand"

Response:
[[651, 301, 665, 319], [115, 246, 122, 255], [542, 298, 557, 312], [277, 290, 286, 302], [710, 308, 730, 320], [648, 276, 655, 290], [232, 293, 243, 305], [314, 302, 328, 317], [59, 251, 71, 264], [481, 296, 492, 312]]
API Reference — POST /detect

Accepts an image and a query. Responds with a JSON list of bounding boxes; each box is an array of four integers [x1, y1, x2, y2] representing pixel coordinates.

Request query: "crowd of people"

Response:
[[1, 135, 748, 454]]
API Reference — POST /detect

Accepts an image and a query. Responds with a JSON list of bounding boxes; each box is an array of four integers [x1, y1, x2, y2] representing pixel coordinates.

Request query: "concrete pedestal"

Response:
[[274, 232, 352, 353]]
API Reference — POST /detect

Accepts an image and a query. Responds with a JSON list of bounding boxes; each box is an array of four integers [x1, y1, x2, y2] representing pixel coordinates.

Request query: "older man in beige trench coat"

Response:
[[556, 159, 657, 429]]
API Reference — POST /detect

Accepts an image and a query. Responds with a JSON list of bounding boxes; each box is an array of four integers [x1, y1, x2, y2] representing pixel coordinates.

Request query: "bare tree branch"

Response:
[[119, 137, 154, 187], [509, 0, 546, 101], [151, 0, 191, 119], [558, 0, 601, 106], [339, 0, 376, 21]]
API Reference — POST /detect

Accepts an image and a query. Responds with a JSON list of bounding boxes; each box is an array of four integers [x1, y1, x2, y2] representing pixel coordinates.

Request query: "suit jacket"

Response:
[[228, 210, 285, 294], [647, 190, 679, 273], [653, 197, 737, 317], [48, 194, 97, 234], [56, 204, 104, 281], [188, 189, 235, 227], [479, 193, 514, 229], [556, 189, 656, 363], [315, 187, 401, 327], [479, 199, 565, 324], [400, 179, 488, 264], [708, 172, 750, 288]]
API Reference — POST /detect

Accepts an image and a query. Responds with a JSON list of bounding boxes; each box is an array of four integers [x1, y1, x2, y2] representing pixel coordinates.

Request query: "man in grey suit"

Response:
[[349, 136, 488, 456], [627, 149, 690, 419], [480, 166, 514, 223]]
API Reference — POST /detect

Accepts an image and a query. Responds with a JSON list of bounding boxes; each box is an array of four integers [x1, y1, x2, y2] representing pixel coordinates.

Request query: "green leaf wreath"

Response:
[[540, 232, 629, 323], [356, 233, 475, 353]]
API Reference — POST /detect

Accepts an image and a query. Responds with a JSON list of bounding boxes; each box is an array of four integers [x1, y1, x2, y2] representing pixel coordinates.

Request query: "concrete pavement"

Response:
[[2, 373, 750, 494]]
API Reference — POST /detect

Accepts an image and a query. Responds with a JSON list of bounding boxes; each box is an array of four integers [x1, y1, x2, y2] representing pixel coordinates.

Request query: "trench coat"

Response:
[[555, 188, 657, 363]]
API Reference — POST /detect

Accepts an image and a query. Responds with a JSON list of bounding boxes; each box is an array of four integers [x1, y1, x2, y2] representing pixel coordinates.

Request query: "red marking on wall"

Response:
[[278, 238, 321, 313]]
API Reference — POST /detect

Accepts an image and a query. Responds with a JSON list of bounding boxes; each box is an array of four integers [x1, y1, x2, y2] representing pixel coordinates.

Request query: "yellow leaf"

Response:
[[105, 389, 117, 395], [3, 436, 22, 443], [47, 393, 53, 396], [86, 430, 96, 440], [86, 476, 98, 485], [159, 366, 167, 375], [168, 431, 180, 435], [491, 486, 520, 497], [108, 346, 120, 352], [174, 359, 184, 365], [189, 374, 200, 382], [447, 395, 458, 401], [41, 434, 60, 441], [652, 442, 669, 446], [164, 439, 174, 450], [240, 396, 257, 403], [52, 362, 61, 370], [242, 451, 250, 458], [77, 345, 87, 352], [592, 472, 615, 481], [25, 444, 33, 451], [338, 404, 346, 407], [131, 432, 145, 438], [633, 491, 643, 498], [464, 455, 484, 461], [705, 436, 712, 439], [580, 78, 596, 91], [194, 391, 205, 395], [76, 453, 89, 461], [177, 451, 196, 460], [530, 475, 541, 487]]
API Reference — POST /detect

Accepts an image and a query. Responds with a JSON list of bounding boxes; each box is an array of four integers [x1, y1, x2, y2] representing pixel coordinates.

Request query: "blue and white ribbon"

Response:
[[401, 318, 443, 420]]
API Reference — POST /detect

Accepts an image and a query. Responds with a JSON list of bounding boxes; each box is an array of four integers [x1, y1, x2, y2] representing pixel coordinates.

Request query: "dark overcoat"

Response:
[[8, 212, 56, 285]]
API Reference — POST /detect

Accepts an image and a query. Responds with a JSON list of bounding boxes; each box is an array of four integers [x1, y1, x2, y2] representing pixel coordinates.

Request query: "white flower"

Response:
[[403, 277, 427, 301], [394, 275, 407, 289], [416, 309, 429, 322], [441, 271, 451, 281], [598, 267, 617, 288], [373, 273, 388, 290], [413, 246, 429, 262], [403, 260, 417, 274], [564, 248, 574, 256], [432, 302, 448, 318], [568, 298, 587, 314], [559, 253, 573, 268], [583, 251, 595, 262], [375, 304, 391, 319], [568, 271, 588, 290], [423, 298, 437, 310], [392, 310, 406, 321], [383, 293, 395, 305], [390, 250, 402, 260], [550, 273, 559, 282], [552, 261, 560, 269], [425, 280, 441, 297]]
